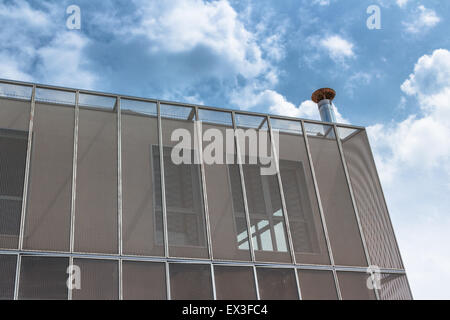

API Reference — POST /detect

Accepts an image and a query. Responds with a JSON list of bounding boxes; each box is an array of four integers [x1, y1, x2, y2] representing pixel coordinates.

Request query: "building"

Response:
[[0, 79, 411, 300]]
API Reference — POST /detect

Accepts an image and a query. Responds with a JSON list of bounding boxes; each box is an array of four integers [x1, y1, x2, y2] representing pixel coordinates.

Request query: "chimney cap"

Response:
[[311, 88, 336, 103]]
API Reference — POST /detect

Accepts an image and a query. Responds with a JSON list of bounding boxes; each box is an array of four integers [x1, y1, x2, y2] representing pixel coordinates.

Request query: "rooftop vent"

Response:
[[312, 88, 336, 123]]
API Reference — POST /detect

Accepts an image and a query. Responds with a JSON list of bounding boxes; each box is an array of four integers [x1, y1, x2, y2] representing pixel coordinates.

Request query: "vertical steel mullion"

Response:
[[157, 102, 171, 300], [165, 261, 171, 300], [231, 111, 256, 262], [266, 116, 296, 264], [68, 90, 79, 301], [252, 265, 261, 300], [333, 124, 379, 300], [116, 97, 123, 300], [301, 120, 342, 300], [68, 256, 74, 300], [194, 107, 214, 260], [294, 267, 303, 300], [13, 254, 21, 300], [158, 102, 169, 258], [14, 85, 35, 300], [118, 259, 123, 300], [70, 90, 79, 254], [210, 263, 217, 300], [18, 85, 35, 250]]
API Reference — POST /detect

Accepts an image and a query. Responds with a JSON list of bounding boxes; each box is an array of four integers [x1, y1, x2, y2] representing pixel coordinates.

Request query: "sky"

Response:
[[1, 0, 449, 299]]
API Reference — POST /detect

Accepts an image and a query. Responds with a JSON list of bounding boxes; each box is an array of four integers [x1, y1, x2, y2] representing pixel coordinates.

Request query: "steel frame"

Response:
[[0, 79, 409, 301]]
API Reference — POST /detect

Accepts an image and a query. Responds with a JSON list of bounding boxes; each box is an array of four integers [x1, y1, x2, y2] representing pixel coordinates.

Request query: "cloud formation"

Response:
[[367, 49, 450, 299], [403, 5, 440, 34]]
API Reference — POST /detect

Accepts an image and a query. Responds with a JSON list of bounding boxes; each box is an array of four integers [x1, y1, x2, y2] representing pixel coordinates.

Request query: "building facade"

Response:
[[0, 79, 411, 300]]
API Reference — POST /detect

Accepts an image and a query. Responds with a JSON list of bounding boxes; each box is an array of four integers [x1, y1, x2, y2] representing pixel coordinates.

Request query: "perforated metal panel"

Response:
[[74, 108, 118, 254], [339, 128, 404, 269], [24, 103, 74, 251], [122, 261, 166, 300], [379, 273, 412, 300], [169, 263, 213, 300], [0, 255, 16, 300], [256, 268, 299, 300], [214, 265, 257, 300], [19, 256, 69, 300], [72, 258, 119, 300], [297, 269, 338, 300], [0, 128, 27, 249]]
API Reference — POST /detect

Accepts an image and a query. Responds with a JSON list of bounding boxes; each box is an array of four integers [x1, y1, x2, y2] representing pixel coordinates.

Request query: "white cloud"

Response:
[[345, 72, 372, 97], [312, 0, 331, 6], [319, 35, 355, 60], [0, 0, 97, 89], [403, 5, 441, 34], [36, 32, 97, 89], [109, 0, 271, 81], [396, 0, 409, 8], [367, 49, 450, 299]]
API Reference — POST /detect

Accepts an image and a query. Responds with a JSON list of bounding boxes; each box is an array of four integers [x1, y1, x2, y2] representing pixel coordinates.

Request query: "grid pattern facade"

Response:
[[0, 79, 411, 300]]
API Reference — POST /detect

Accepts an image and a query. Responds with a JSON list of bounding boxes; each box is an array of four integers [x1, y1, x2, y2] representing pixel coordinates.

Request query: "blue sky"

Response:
[[1, 0, 449, 299]]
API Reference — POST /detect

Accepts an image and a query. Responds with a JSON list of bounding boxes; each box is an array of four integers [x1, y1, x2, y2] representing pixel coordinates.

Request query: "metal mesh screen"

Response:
[[202, 122, 251, 261], [337, 271, 376, 300], [74, 108, 118, 254], [0, 128, 27, 249], [160, 105, 208, 259], [0, 254, 17, 300], [23, 103, 74, 251], [256, 267, 299, 300], [19, 256, 69, 300], [169, 263, 213, 300], [275, 119, 330, 265], [339, 128, 404, 269], [121, 110, 164, 256], [305, 123, 367, 267], [214, 265, 257, 300], [297, 269, 338, 300], [72, 258, 119, 300], [122, 261, 166, 300], [379, 273, 412, 300]]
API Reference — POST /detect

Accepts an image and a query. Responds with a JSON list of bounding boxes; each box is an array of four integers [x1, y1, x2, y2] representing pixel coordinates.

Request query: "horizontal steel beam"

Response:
[[0, 78, 365, 130]]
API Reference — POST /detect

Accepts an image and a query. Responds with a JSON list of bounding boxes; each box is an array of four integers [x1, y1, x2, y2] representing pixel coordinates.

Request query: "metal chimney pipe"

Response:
[[312, 88, 336, 123]]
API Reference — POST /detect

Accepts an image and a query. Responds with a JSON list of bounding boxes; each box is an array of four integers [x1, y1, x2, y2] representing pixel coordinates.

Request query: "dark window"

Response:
[[19, 256, 69, 300]]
